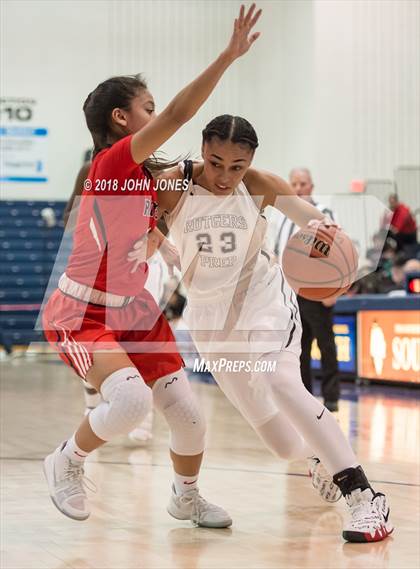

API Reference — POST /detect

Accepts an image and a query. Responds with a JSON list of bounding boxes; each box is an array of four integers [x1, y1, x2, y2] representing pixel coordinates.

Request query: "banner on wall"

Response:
[[358, 310, 420, 383], [311, 314, 357, 374], [0, 97, 48, 183]]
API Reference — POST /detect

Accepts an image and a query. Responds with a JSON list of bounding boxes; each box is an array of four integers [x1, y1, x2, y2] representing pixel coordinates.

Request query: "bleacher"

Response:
[[0, 200, 67, 352]]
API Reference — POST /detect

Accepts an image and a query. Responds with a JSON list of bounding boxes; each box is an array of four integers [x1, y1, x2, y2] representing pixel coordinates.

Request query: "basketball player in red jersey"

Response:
[[42, 4, 262, 527], [63, 158, 162, 443]]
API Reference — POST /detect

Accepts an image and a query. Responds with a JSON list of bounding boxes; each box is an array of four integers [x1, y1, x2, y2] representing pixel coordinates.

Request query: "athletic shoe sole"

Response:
[[343, 523, 394, 543], [167, 506, 232, 528]]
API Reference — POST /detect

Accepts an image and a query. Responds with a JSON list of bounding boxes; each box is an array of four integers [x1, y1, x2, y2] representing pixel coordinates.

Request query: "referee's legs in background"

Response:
[[297, 296, 340, 412]]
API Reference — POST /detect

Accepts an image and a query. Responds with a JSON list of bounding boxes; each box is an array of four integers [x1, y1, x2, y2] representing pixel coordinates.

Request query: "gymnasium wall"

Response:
[[312, 0, 420, 195], [1, 0, 419, 201]]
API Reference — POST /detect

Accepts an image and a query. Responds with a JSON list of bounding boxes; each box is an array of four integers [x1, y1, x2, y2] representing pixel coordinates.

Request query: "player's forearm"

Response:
[[164, 51, 235, 124], [275, 196, 325, 228], [150, 226, 166, 247], [248, 170, 326, 228]]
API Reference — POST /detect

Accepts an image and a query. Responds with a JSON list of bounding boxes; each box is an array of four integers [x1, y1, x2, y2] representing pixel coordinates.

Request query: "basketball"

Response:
[[281, 224, 359, 301]]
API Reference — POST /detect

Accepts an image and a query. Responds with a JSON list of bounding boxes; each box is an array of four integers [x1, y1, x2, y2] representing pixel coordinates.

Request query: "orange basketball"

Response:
[[281, 224, 359, 301]]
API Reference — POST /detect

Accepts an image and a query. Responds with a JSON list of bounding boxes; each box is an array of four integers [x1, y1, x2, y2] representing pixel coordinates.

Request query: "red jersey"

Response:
[[391, 203, 417, 234], [66, 135, 158, 296]]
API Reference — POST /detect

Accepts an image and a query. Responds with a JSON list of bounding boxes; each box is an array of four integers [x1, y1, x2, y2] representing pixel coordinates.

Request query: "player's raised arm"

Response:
[[245, 168, 330, 228], [131, 4, 262, 164]]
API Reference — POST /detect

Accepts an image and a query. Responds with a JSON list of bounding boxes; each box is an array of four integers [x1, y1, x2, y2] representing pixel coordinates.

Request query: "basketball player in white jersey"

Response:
[[131, 115, 393, 543]]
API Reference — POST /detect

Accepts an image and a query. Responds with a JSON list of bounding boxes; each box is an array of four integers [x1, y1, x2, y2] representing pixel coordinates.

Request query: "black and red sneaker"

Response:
[[342, 488, 393, 542], [333, 466, 394, 543]]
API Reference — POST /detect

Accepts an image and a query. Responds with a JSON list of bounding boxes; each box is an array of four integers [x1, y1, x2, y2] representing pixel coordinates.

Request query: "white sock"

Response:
[[174, 472, 198, 495], [61, 434, 89, 463]]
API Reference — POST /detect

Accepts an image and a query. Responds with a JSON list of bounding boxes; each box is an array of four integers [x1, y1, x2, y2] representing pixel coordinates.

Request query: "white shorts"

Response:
[[184, 265, 303, 427], [184, 264, 302, 359]]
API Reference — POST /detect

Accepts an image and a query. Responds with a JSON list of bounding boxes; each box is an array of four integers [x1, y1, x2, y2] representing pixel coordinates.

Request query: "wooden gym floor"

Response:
[[1, 357, 419, 569]]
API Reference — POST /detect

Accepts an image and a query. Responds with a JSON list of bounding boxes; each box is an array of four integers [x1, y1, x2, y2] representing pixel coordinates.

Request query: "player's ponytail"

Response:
[[83, 74, 182, 174], [202, 115, 259, 151]]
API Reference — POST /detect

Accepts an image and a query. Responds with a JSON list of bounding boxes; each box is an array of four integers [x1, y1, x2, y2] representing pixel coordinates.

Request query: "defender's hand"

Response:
[[224, 4, 262, 61], [160, 239, 181, 277]]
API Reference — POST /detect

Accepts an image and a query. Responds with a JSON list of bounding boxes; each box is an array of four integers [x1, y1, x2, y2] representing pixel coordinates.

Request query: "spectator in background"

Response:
[[363, 233, 398, 293], [382, 194, 417, 254], [352, 248, 420, 296], [273, 167, 340, 412], [390, 253, 409, 290], [390, 255, 420, 291], [366, 229, 397, 270]]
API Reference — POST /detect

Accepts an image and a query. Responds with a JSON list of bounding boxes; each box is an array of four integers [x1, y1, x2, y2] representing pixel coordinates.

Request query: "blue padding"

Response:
[[0, 309, 40, 318], [1, 239, 60, 251], [0, 275, 49, 288], [0, 263, 54, 275], [0, 227, 64, 239], [335, 294, 419, 312], [0, 251, 58, 262], [0, 289, 46, 301], [0, 330, 44, 349], [0, 210, 64, 220], [0, 315, 39, 329], [0, 200, 66, 209], [0, 218, 50, 228]]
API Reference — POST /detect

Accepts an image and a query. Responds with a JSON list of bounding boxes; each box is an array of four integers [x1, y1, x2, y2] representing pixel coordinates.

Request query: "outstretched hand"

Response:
[[225, 3, 262, 61], [127, 233, 181, 276]]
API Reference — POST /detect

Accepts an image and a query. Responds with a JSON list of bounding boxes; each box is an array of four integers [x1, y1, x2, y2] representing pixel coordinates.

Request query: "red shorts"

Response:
[[42, 288, 183, 382]]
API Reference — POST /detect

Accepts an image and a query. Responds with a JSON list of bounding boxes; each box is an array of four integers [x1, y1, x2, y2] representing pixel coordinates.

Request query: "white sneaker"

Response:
[[343, 488, 394, 543], [167, 485, 232, 528], [308, 457, 342, 503], [43, 445, 92, 521]]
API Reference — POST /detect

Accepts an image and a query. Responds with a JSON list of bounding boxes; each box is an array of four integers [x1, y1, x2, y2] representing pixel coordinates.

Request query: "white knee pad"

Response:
[[89, 367, 153, 441], [83, 381, 102, 410], [153, 369, 206, 456]]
